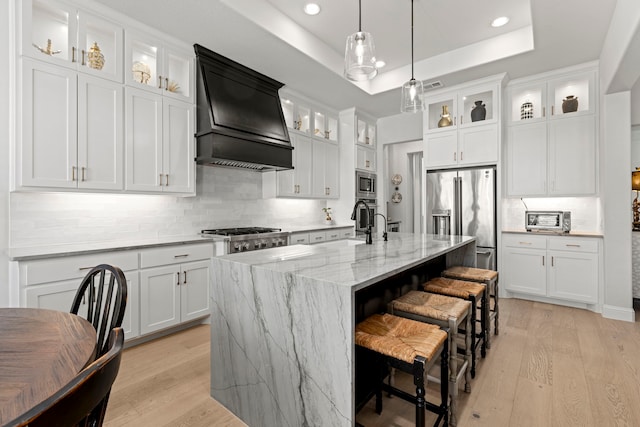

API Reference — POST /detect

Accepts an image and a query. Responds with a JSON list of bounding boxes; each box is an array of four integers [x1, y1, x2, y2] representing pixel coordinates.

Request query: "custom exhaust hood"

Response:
[[194, 44, 293, 171]]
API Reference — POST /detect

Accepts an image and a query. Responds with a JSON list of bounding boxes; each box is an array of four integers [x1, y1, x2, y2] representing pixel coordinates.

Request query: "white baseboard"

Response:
[[601, 304, 636, 322]]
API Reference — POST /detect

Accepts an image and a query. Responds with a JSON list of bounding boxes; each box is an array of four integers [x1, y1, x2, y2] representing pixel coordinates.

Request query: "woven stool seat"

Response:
[[355, 313, 446, 364], [441, 266, 498, 282], [389, 291, 470, 322], [442, 266, 500, 347], [424, 277, 485, 299], [355, 313, 449, 427], [389, 291, 473, 426], [423, 277, 489, 376]]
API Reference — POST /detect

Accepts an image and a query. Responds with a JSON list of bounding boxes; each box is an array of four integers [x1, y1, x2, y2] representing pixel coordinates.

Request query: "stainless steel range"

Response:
[[201, 227, 288, 253]]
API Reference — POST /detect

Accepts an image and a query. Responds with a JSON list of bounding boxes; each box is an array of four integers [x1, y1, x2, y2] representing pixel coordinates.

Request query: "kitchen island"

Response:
[[209, 232, 476, 427]]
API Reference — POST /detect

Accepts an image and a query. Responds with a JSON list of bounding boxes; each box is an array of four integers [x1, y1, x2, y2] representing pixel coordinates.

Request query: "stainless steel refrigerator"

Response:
[[426, 167, 497, 270]]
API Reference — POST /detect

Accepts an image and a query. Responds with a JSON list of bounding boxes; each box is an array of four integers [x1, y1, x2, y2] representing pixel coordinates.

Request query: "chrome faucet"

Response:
[[350, 200, 373, 244], [374, 213, 388, 241]]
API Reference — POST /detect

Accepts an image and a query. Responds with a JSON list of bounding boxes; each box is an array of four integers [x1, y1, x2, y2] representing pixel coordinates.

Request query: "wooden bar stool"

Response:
[[423, 277, 488, 378], [355, 313, 449, 427], [441, 267, 499, 348], [388, 291, 472, 427]]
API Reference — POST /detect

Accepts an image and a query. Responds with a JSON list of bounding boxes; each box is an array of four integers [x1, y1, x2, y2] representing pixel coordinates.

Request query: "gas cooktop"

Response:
[[201, 227, 288, 253], [201, 227, 282, 236]]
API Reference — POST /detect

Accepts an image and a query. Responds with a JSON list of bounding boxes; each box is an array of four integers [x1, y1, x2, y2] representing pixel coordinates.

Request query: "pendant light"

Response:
[[400, 0, 424, 113], [344, 0, 377, 81]]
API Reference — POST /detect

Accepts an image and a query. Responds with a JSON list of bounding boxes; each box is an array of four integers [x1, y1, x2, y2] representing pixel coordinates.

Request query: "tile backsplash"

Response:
[[501, 196, 602, 232], [10, 166, 329, 247]]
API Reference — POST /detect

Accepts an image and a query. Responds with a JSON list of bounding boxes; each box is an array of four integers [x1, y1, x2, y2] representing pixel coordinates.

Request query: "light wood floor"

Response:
[[104, 298, 640, 426]]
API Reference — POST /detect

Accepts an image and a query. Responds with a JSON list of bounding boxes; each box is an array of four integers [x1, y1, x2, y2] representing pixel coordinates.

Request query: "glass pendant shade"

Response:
[[401, 78, 424, 113], [344, 31, 377, 81]]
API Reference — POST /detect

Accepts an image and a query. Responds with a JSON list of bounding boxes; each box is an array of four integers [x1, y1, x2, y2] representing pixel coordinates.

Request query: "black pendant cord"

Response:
[[410, 0, 415, 80], [359, 0, 362, 32]]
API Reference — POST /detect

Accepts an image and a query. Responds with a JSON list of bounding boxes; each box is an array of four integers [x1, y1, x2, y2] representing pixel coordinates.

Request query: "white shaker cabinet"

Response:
[[505, 65, 597, 197], [20, 59, 123, 190], [502, 233, 600, 306], [125, 88, 195, 194], [139, 244, 212, 335], [275, 133, 313, 197], [312, 141, 340, 198], [423, 78, 502, 169], [20, 250, 140, 340]]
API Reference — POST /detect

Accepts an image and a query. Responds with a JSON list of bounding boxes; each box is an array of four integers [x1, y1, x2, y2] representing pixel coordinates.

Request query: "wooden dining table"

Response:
[[0, 307, 97, 425]]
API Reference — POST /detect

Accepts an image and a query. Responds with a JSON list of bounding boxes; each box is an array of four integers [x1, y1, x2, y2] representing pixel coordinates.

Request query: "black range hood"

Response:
[[194, 44, 293, 171]]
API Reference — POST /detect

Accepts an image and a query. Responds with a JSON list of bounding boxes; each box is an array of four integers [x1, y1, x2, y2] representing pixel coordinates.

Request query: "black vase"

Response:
[[471, 100, 486, 122]]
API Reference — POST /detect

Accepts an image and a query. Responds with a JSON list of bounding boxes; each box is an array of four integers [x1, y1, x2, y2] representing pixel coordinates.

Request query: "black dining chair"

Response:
[[70, 264, 127, 358], [7, 327, 125, 427]]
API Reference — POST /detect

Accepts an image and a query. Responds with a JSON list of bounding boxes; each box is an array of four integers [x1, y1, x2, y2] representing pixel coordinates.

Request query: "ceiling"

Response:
[[95, 0, 618, 118]]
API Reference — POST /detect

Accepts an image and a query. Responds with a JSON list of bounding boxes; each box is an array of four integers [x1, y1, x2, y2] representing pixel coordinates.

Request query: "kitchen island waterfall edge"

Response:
[[209, 232, 477, 426]]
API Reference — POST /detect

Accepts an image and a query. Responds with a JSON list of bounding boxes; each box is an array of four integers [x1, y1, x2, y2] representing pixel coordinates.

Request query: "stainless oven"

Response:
[[356, 171, 376, 199], [354, 199, 377, 233]]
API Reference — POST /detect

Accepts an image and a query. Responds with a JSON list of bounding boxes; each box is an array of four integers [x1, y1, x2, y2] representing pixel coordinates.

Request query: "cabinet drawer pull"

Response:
[[166, 174, 169, 186], [296, 239, 305, 243], [158, 75, 163, 89], [566, 244, 581, 247], [183, 270, 187, 284], [454, 152, 457, 161], [174, 254, 189, 258], [460, 151, 463, 161], [453, 116, 457, 125], [81, 49, 86, 66], [551, 105, 555, 116], [78, 266, 94, 271], [551, 256, 554, 267], [518, 241, 532, 245], [72, 47, 76, 63], [81, 167, 86, 182], [542, 106, 546, 118], [315, 237, 323, 240], [177, 272, 181, 285], [159, 174, 164, 186], [165, 77, 169, 90], [542, 256, 545, 266], [72, 166, 77, 182]]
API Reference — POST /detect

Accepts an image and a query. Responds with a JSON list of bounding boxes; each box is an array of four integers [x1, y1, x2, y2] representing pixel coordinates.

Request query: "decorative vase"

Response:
[[87, 42, 105, 70], [470, 100, 486, 122], [562, 95, 578, 113], [437, 105, 452, 128], [520, 101, 534, 120]]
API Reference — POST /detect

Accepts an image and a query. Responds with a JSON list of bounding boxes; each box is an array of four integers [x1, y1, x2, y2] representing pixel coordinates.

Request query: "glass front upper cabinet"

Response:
[[126, 31, 193, 102], [22, 0, 123, 82], [425, 94, 457, 132], [507, 71, 595, 125]]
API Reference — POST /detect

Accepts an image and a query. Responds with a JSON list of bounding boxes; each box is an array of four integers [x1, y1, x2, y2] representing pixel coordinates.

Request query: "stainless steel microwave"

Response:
[[525, 211, 571, 233], [356, 172, 376, 199]]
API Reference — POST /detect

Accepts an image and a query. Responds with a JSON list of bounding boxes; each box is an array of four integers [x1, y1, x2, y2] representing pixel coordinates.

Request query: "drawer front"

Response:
[[326, 230, 341, 241], [290, 233, 310, 245], [24, 251, 138, 286], [339, 228, 355, 239], [140, 243, 213, 269], [309, 231, 327, 244], [548, 237, 598, 253], [502, 233, 547, 250]]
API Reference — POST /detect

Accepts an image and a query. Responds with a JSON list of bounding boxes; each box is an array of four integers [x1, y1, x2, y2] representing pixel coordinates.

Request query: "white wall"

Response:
[[632, 82, 640, 125], [376, 112, 423, 231], [386, 141, 423, 233], [601, 92, 634, 321], [1, 1, 12, 307], [9, 167, 327, 248]]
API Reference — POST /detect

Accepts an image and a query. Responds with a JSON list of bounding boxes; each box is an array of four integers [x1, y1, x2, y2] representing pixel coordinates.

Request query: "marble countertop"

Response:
[[282, 224, 354, 233], [502, 229, 604, 237], [7, 235, 216, 261], [215, 232, 476, 291]]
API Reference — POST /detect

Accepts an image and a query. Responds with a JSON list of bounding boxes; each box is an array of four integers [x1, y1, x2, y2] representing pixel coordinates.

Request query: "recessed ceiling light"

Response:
[[304, 3, 321, 15], [491, 16, 509, 27], [375, 60, 386, 69]]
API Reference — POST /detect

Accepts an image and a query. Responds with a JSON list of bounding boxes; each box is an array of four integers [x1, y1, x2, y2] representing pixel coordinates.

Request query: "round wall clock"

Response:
[[391, 174, 403, 185]]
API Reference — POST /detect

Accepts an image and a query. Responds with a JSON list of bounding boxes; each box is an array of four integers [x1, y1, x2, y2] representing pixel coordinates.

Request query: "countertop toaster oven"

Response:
[[525, 211, 571, 233]]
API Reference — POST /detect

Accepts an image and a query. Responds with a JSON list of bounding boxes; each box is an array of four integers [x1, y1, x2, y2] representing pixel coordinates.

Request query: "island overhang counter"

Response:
[[209, 232, 477, 427]]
